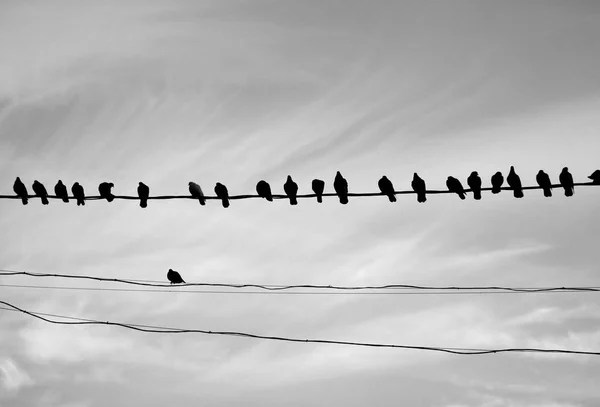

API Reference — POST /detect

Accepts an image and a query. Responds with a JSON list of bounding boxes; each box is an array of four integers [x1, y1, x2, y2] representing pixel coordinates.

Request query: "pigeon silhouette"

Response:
[[32, 181, 49, 205], [559, 167, 574, 197], [588, 170, 600, 184], [467, 171, 482, 200], [13, 177, 28, 205], [167, 268, 185, 284], [214, 182, 230, 208], [506, 166, 524, 198], [188, 182, 205, 205], [256, 180, 273, 202], [98, 182, 115, 202], [378, 176, 396, 202], [446, 176, 466, 200], [137, 182, 149, 208], [71, 182, 85, 206], [536, 170, 552, 197], [283, 175, 298, 205], [411, 173, 426, 203], [333, 171, 349, 204], [311, 179, 325, 203], [54, 180, 69, 203], [491, 171, 504, 194]]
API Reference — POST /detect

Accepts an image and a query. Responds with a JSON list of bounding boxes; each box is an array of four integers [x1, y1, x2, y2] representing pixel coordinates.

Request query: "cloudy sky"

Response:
[[1, 0, 600, 405]]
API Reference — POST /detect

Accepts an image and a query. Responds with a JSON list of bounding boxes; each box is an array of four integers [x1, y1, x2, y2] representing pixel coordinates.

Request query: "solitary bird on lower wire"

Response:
[[54, 180, 69, 203], [188, 182, 205, 205], [283, 175, 298, 205], [507, 166, 524, 198], [13, 177, 28, 205], [311, 179, 325, 203], [446, 176, 466, 200], [72, 182, 85, 206], [378, 176, 396, 202], [559, 167, 574, 197], [491, 171, 504, 194], [256, 180, 273, 202], [214, 182, 230, 208], [98, 182, 115, 202], [536, 170, 552, 197], [589, 170, 600, 184], [411, 173, 426, 203], [167, 268, 185, 284], [467, 171, 482, 200], [333, 171, 349, 204], [137, 182, 149, 208], [32, 180, 49, 205]]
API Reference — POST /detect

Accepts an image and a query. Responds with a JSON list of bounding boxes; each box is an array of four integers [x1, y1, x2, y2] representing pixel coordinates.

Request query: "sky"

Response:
[[1, 0, 600, 405]]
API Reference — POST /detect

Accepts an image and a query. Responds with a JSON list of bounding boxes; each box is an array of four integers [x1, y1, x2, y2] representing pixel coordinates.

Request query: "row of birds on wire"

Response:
[[6, 167, 600, 208]]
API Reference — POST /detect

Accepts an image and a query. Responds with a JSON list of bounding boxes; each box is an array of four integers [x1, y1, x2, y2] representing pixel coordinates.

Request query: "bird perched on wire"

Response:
[[13, 177, 28, 205], [71, 182, 85, 206], [256, 180, 273, 202], [137, 182, 149, 208], [167, 268, 185, 284], [467, 171, 482, 200], [536, 170, 552, 197], [283, 175, 298, 205], [411, 173, 426, 203], [589, 170, 600, 184], [188, 182, 205, 205], [559, 167, 574, 197], [214, 182, 230, 208], [54, 180, 69, 203], [507, 166, 524, 198], [32, 181, 49, 205], [378, 176, 396, 202], [311, 179, 325, 203], [491, 171, 504, 194], [98, 182, 115, 202], [333, 171, 349, 204], [446, 176, 466, 200]]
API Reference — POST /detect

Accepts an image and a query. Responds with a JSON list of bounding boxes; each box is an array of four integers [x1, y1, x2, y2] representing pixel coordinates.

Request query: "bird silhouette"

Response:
[[167, 268, 185, 284], [311, 179, 325, 203], [13, 177, 28, 205], [411, 173, 426, 203], [54, 180, 69, 203], [467, 171, 482, 200], [214, 182, 230, 208], [283, 175, 298, 205], [333, 171, 349, 204], [491, 171, 504, 194], [559, 167, 574, 197], [98, 182, 115, 202], [188, 182, 205, 205], [71, 182, 85, 206], [588, 170, 600, 184], [378, 176, 396, 202], [32, 181, 49, 205], [446, 176, 466, 200], [137, 182, 149, 208], [536, 170, 552, 197], [506, 166, 524, 198], [256, 180, 273, 202]]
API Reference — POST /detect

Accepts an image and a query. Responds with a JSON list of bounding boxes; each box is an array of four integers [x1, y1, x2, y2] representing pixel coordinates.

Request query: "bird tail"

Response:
[[290, 197, 298, 205], [21, 197, 28, 205], [107, 195, 114, 202], [222, 199, 230, 208], [459, 192, 465, 200], [565, 188, 574, 197], [473, 191, 481, 200], [41, 197, 49, 205], [62, 197, 69, 203], [417, 193, 426, 203], [514, 190, 524, 198], [316, 195, 322, 203], [199, 198, 205, 206], [140, 199, 147, 208], [266, 195, 273, 202], [339, 195, 348, 205], [388, 194, 397, 203], [78, 199, 85, 206], [544, 188, 552, 198], [491, 187, 500, 194]]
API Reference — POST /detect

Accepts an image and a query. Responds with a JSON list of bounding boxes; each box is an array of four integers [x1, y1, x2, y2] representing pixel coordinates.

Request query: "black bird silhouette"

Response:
[[167, 268, 185, 284], [588, 170, 600, 184], [256, 180, 273, 202], [32, 181, 49, 205], [188, 182, 205, 205], [506, 166, 524, 198], [411, 173, 426, 203], [536, 170, 552, 197], [214, 182, 230, 208], [491, 171, 504, 194], [71, 182, 85, 206], [333, 171, 349, 204], [98, 182, 115, 202], [446, 176, 466, 200], [13, 177, 28, 205], [283, 175, 298, 205], [467, 171, 482, 200], [378, 176, 396, 202], [311, 179, 325, 203], [137, 182, 149, 208], [54, 180, 69, 203], [559, 167, 574, 197]]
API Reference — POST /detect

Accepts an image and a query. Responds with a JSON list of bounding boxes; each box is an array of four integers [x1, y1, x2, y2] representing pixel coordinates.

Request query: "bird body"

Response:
[[467, 171, 482, 200], [138, 182, 149, 208], [536, 170, 552, 197], [491, 172, 504, 194], [13, 177, 28, 205], [506, 166, 524, 198], [54, 180, 69, 203], [333, 171, 348, 204], [188, 182, 205, 205], [98, 182, 115, 202], [256, 180, 273, 202], [32, 180, 49, 205], [446, 176, 466, 199], [283, 175, 298, 205], [589, 170, 600, 184], [72, 182, 85, 206], [214, 182, 230, 208], [411, 173, 426, 203], [559, 167, 574, 197], [167, 268, 185, 284], [311, 179, 325, 203], [378, 176, 396, 202]]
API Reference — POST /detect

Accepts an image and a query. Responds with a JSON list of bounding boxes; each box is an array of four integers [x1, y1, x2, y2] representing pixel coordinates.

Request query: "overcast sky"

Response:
[[1, 1, 600, 406]]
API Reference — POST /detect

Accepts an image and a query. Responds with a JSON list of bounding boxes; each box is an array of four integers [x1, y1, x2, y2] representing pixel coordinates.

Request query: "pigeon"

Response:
[[536, 170, 552, 197], [446, 176, 466, 200], [71, 182, 85, 206], [588, 170, 600, 184], [214, 182, 230, 208], [378, 176, 396, 202], [98, 182, 115, 202], [467, 171, 482, 200], [506, 166, 524, 198], [256, 180, 273, 202], [188, 182, 205, 205], [137, 182, 149, 208], [411, 173, 426, 203], [283, 175, 298, 205], [13, 177, 28, 205], [311, 179, 325, 203], [167, 268, 185, 284], [559, 167, 574, 197], [491, 171, 504, 194], [333, 171, 348, 204], [32, 180, 49, 205], [54, 180, 69, 203]]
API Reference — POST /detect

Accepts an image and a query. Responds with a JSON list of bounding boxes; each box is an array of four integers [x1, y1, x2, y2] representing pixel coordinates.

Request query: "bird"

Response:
[[13, 177, 28, 205], [411, 173, 426, 203], [446, 176, 466, 200], [378, 176, 396, 202], [311, 179, 325, 203], [98, 182, 115, 202], [559, 167, 574, 197], [588, 170, 600, 184], [467, 171, 482, 200], [167, 268, 185, 284], [333, 171, 349, 204], [188, 182, 205, 205], [71, 182, 85, 206], [32, 181, 49, 205], [506, 166, 524, 198], [137, 182, 149, 208], [214, 182, 230, 208], [491, 171, 504, 194], [535, 170, 552, 197], [283, 175, 298, 205], [54, 180, 69, 203], [256, 180, 273, 202]]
